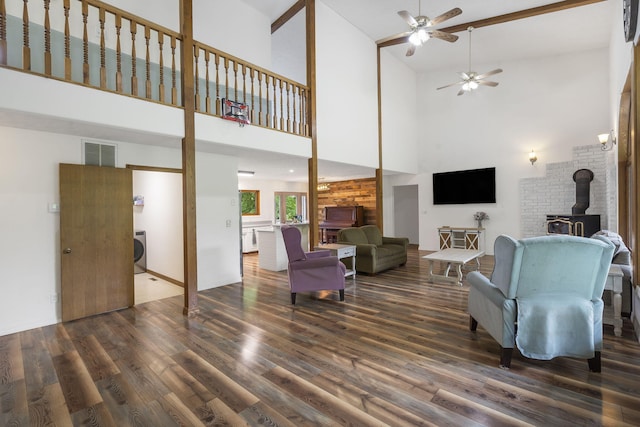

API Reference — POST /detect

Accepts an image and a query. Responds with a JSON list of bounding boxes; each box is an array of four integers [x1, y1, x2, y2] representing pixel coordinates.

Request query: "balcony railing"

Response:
[[0, 0, 309, 137]]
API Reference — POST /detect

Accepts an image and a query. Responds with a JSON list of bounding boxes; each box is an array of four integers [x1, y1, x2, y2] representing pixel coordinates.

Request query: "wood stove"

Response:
[[546, 168, 601, 237], [546, 214, 601, 237]]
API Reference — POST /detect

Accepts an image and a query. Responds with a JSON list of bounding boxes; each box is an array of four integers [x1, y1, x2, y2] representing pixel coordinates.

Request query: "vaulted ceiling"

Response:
[[235, 0, 617, 182], [243, 0, 616, 74]]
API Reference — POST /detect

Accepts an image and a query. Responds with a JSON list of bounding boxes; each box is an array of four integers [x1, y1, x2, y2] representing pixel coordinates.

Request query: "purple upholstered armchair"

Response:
[[281, 225, 346, 304]]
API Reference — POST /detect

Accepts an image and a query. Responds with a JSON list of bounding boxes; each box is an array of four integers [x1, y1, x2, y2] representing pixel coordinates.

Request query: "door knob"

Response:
[[63, 248, 72, 254]]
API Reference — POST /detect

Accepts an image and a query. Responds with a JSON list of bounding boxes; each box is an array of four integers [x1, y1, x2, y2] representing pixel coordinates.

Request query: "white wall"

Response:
[[416, 48, 610, 252], [380, 49, 419, 175], [271, 11, 307, 84], [315, 1, 379, 169], [0, 128, 176, 335], [195, 113, 311, 158], [104, 0, 179, 31], [196, 152, 242, 289], [133, 170, 184, 282], [194, 0, 272, 70], [610, 0, 632, 122], [0, 127, 80, 335], [0, 69, 184, 142]]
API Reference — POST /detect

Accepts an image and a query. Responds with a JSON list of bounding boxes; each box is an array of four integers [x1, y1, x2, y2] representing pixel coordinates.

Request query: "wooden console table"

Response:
[[438, 226, 485, 251]]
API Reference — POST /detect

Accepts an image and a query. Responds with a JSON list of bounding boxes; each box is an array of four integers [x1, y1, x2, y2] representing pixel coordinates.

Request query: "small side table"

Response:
[[314, 243, 356, 278], [604, 264, 623, 337]]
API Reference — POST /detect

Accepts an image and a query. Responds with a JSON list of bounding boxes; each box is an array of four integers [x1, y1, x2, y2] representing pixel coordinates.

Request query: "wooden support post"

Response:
[[306, 0, 318, 248], [180, 0, 198, 316], [376, 47, 384, 232]]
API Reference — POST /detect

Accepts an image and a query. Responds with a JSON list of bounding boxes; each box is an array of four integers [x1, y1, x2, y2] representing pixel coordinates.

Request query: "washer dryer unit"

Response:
[[134, 230, 147, 274]]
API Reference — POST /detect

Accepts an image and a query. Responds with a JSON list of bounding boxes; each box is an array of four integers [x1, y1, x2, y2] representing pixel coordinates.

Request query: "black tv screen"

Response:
[[433, 167, 496, 205]]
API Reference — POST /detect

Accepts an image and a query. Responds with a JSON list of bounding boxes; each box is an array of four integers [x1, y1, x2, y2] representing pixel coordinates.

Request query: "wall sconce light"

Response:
[[598, 130, 616, 151], [317, 183, 330, 191], [529, 150, 537, 165], [237, 170, 254, 177]]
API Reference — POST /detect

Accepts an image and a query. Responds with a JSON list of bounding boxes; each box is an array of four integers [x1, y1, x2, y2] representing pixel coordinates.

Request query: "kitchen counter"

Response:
[[257, 223, 309, 271]]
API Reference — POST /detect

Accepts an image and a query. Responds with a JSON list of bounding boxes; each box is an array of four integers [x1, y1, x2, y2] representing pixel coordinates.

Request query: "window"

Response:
[[274, 192, 307, 223], [240, 190, 260, 216]]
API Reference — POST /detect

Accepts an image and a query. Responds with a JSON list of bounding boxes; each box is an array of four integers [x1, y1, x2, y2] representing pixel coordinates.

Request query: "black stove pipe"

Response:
[[572, 169, 594, 215]]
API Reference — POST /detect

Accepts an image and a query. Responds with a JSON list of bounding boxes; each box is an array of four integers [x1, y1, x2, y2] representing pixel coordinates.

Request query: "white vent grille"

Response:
[[83, 141, 117, 167]]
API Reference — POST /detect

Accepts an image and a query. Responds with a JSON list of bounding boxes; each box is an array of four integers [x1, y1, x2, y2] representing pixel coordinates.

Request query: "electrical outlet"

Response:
[[226, 219, 232, 228], [50, 294, 59, 304]]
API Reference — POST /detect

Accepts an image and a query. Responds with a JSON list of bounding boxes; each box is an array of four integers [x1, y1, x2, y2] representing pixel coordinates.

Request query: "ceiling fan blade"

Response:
[[398, 10, 418, 27], [437, 81, 464, 90], [405, 43, 417, 57], [376, 30, 412, 45], [430, 30, 458, 43], [459, 72, 471, 80], [474, 68, 503, 80], [430, 7, 463, 26], [477, 80, 499, 87], [457, 89, 466, 96]]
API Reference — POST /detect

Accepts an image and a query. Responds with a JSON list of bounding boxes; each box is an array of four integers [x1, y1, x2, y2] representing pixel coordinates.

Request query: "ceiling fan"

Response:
[[378, 1, 462, 57], [437, 26, 503, 96]]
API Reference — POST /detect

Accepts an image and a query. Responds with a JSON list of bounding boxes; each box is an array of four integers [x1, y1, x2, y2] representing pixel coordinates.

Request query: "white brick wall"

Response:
[[520, 145, 615, 237]]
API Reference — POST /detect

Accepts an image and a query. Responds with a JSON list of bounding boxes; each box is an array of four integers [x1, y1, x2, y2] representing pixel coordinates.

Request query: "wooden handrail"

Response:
[[193, 40, 308, 100], [84, 0, 181, 40]]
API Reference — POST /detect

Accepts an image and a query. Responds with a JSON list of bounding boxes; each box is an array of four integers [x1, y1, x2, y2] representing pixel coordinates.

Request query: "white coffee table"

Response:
[[422, 249, 484, 286], [314, 243, 356, 278]]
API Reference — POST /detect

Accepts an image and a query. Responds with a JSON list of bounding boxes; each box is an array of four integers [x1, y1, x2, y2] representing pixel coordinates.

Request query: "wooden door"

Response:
[[60, 164, 133, 322]]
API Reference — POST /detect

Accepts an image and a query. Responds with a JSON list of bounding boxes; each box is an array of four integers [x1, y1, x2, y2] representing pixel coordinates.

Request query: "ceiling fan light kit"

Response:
[[409, 28, 429, 46], [437, 26, 503, 96]]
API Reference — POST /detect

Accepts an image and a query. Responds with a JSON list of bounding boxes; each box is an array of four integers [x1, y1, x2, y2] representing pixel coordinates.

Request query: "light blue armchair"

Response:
[[468, 234, 614, 371]]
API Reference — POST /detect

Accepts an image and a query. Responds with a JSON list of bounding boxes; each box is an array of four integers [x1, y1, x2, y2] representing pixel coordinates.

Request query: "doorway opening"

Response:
[[393, 184, 419, 245], [129, 165, 185, 304]]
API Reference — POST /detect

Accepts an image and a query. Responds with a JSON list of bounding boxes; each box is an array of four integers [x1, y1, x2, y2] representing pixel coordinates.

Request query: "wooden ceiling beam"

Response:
[[272, 0, 305, 34], [377, 0, 606, 48]]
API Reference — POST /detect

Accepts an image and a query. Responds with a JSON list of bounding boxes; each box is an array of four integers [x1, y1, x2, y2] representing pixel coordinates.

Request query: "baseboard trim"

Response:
[[146, 269, 184, 288]]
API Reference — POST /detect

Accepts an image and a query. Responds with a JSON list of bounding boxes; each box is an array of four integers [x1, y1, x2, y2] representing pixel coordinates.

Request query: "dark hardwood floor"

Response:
[[2, 248, 640, 426]]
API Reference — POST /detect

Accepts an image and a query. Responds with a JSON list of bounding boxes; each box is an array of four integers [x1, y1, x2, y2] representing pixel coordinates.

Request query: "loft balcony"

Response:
[[0, 0, 310, 142]]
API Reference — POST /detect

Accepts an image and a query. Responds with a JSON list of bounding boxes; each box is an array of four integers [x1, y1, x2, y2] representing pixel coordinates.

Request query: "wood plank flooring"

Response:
[[2, 248, 640, 426]]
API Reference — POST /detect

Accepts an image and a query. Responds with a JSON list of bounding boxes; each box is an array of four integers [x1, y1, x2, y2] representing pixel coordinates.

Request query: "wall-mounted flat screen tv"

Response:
[[433, 167, 496, 205]]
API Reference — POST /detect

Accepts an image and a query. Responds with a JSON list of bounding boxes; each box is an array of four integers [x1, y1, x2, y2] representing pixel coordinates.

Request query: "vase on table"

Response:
[[477, 220, 483, 228]]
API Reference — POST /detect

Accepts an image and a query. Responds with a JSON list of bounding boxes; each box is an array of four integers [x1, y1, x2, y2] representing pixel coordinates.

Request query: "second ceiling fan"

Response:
[[437, 27, 503, 96], [378, 1, 462, 57]]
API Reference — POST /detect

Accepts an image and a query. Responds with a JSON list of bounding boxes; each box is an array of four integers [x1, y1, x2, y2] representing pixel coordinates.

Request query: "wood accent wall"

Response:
[[317, 177, 377, 225]]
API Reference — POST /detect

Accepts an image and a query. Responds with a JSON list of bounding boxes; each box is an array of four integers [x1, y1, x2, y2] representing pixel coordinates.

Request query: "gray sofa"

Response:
[[337, 225, 409, 274], [592, 230, 633, 315]]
